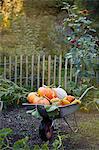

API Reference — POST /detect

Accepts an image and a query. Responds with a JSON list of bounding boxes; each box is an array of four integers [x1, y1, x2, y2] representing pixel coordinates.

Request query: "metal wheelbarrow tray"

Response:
[[22, 86, 95, 141]]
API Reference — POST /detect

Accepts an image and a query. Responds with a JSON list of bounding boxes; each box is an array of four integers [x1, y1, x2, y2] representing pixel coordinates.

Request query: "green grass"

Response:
[[79, 119, 99, 143], [59, 116, 99, 149]]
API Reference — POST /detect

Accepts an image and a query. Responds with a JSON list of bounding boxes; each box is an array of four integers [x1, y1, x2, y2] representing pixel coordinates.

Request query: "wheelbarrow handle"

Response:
[[79, 86, 97, 101]]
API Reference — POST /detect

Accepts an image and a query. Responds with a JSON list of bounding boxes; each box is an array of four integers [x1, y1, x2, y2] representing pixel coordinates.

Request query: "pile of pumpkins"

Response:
[[27, 86, 81, 106]]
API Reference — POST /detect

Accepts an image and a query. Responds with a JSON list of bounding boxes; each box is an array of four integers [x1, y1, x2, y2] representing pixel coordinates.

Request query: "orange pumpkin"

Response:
[[38, 87, 47, 97], [52, 89, 57, 98], [39, 98, 50, 105], [38, 87, 57, 100], [27, 92, 37, 103], [33, 97, 41, 104], [62, 99, 70, 106], [66, 95, 75, 103], [45, 88, 56, 99]]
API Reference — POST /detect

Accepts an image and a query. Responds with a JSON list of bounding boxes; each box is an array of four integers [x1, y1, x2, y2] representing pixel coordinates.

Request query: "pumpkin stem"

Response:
[[43, 84, 54, 88], [43, 96, 50, 101]]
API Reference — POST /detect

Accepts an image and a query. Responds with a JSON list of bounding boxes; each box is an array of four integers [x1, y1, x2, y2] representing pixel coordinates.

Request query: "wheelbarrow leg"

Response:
[[63, 114, 79, 133], [37, 105, 54, 141], [39, 118, 53, 141], [73, 113, 79, 132]]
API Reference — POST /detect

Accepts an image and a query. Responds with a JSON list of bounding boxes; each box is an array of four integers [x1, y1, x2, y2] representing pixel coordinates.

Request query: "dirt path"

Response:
[[0, 107, 99, 149]]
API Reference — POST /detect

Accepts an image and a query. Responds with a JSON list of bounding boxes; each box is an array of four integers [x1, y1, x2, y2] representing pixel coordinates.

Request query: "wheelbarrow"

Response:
[[23, 86, 95, 141]]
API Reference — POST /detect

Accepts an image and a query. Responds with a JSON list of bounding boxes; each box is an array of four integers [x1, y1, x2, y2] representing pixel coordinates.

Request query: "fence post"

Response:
[[26, 55, 28, 87], [48, 55, 51, 86], [65, 58, 68, 89], [20, 55, 23, 87], [53, 55, 56, 86], [75, 70, 79, 85], [59, 55, 62, 86], [15, 56, 17, 84], [70, 58, 73, 82], [37, 55, 40, 89], [42, 55, 45, 86], [4, 56, 6, 79], [31, 55, 34, 89], [9, 56, 11, 81]]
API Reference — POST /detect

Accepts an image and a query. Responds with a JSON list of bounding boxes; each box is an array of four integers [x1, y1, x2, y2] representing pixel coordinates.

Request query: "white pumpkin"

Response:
[[52, 87, 67, 99]]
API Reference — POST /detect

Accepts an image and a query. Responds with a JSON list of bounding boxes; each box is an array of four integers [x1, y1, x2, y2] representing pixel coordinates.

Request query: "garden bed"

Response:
[[0, 107, 99, 149]]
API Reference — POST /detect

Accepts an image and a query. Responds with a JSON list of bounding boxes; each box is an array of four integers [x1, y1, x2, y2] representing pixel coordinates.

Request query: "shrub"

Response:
[[0, 78, 28, 109], [61, 3, 98, 85]]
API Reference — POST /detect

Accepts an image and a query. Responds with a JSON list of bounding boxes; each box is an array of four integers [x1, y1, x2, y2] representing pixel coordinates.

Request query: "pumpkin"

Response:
[[52, 87, 67, 99], [38, 87, 47, 97], [45, 88, 57, 99], [50, 98, 60, 103], [32, 96, 41, 104], [66, 95, 75, 102], [62, 99, 70, 106], [27, 92, 37, 103], [39, 98, 50, 105], [38, 87, 57, 100]]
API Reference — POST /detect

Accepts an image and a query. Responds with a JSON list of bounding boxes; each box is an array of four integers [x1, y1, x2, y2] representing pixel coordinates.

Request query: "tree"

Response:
[[0, 0, 23, 29]]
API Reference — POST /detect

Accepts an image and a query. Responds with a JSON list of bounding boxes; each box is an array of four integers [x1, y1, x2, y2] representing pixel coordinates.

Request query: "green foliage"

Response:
[[0, 128, 30, 150], [55, 0, 74, 7], [75, 0, 99, 15], [13, 137, 30, 150], [62, 3, 99, 84], [33, 143, 49, 150], [0, 78, 28, 109], [66, 81, 88, 96], [65, 80, 99, 111], [75, 0, 99, 36], [0, 128, 13, 149], [0, 128, 13, 138], [0, 3, 62, 56], [27, 109, 41, 119], [52, 134, 63, 150], [27, 105, 60, 119], [80, 89, 99, 112]]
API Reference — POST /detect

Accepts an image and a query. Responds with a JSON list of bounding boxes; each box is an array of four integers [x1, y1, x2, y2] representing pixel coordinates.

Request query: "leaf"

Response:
[[45, 105, 59, 112], [0, 78, 28, 108], [52, 139, 60, 149], [41, 143, 49, 150], [31, 110, 41, 118], [89, 29, 96, 32], [65, 52, 72, 59], [33, 145, 40, 150], [95, 100, 99, 105], [13, 137, 30, 150], [0, 128, 13, 138], [26, 109, 35, 114], [0, 137, 4, 149], [67, 37, 71, 40], [0, 14, 3, 22]]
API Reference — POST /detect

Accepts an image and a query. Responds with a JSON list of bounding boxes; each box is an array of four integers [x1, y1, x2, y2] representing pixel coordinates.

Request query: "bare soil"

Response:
[[0, 106, 99, 150]]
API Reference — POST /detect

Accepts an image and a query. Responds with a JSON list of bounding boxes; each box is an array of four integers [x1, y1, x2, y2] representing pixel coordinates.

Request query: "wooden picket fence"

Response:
[[0, 55, 98, 89]]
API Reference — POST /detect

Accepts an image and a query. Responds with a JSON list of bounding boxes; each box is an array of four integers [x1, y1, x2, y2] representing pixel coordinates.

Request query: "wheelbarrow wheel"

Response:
[[39, 119, 53, 141]]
